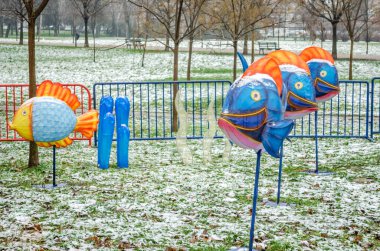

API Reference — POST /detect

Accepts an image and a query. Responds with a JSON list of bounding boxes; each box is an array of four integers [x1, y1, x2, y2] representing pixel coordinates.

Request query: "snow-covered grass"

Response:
[[0, 138, 379, 250], [0, 42, 380, 250]]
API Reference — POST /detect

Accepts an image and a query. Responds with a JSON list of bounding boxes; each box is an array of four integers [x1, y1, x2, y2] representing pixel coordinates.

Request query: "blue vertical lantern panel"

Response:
[[117, 124, 130, 168], [115, 97, 131, 168], [98, 112, 115, 169], [98, 96, 115, 169]]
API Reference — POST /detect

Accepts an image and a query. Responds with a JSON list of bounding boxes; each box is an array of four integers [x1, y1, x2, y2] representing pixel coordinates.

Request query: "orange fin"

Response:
[[37, 80, 80, 111], [74, 110, 99, 139], [242, 56, 283, 95], [299, 46, 335, 64], [36, 137, 73, 148]]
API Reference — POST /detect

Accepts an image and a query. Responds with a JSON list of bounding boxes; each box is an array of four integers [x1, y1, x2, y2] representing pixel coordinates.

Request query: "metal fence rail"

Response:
[[290, 80, 371, 140], [93, 79, 375, 144], [93, 81, 232, 144], [371, 77, 380, 135], [0, 83, 93, 145]]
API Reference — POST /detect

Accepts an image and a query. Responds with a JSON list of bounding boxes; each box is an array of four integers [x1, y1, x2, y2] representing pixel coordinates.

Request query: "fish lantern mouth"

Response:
[[287, 91, 318, 110], [219, 107, 267, 132], [315, 77, 340, 93], [8, 122, 15, 130], [314, 77, 340, 102]]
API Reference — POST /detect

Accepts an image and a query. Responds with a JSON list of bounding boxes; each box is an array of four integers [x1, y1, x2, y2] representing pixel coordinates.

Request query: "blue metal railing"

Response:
[[371, 77, 380, 136], [290, 80, 371, 140], [93, 79, 375, 145], [93, 80, 232, 145]]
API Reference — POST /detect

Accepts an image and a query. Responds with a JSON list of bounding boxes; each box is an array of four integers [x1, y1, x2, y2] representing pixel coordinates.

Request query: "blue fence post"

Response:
[[370, 78, 375, 139], [314, 111, 319, 173], [116, 97, 131, 168]]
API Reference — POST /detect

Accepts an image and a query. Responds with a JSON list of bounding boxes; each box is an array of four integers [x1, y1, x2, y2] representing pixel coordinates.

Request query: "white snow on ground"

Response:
[[0, 138, 379, 250], [0, 41, 380, 250]]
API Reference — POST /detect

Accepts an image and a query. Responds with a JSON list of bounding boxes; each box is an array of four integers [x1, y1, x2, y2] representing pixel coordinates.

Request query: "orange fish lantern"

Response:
[[9, 80, 98, 147]]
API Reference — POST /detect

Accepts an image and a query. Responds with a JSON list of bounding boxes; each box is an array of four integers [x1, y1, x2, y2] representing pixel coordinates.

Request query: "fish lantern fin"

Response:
[[242, 56, 283, 96], [299, 46, 335, 64], [262, 119, 294, 158], [74, 110, 99, 139], [237, 52, 248, 72], [36, 137, 73, 148], [267, 50, 311, 74], [37, 80, 80, 111]]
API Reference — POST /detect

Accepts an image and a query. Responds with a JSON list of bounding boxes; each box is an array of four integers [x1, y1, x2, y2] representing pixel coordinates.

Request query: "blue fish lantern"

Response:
[[300, 46, 340, 102], [266, 50, 318, 119], [218, 57, 294, 158]]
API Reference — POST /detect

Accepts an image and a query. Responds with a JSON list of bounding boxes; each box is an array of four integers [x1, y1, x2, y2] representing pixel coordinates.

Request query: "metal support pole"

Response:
[[314, 111, 319, 173], [249, 149, 262, 251], [276, 145, 284, 205], [52, 145, 57, 187]]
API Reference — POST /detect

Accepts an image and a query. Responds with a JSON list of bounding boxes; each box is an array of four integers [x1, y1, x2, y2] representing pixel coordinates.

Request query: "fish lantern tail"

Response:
[[74, 110, 99, 138], [262, 120, 294, 158]]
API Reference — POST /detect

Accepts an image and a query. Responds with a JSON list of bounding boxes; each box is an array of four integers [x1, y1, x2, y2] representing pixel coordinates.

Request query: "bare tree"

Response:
[[22, 0, 50, 167], [301, 0, 351, 59], [342, 0, 365, 80], [183, 0, 208, 80], [70, 0, 111, 47], [128, 0, 205, 132], [2, 0, 27, 44], [210, 0, 280, 80]]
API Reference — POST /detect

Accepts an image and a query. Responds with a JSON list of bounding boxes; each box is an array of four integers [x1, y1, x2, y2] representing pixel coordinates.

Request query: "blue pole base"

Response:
[[34, 183, 66, 189], [300, 169, 334, 176], [264, 200, 294, 207]]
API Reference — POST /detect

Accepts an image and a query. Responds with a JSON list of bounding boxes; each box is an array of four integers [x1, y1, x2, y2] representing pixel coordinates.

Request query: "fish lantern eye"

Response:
[[22, 110, 27, 116], [295, 81, 303, 90], [320, 70, 327, 78], [251, 90, 261, 101]]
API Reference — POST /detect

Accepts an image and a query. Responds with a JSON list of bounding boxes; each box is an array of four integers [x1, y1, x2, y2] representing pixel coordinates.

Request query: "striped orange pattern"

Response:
[[299, 46, 335, 64], [267, 50, 310, 73], [74, 110, 99, 138], [242, 57, 283, 95], [37, 80, 80, 111], [36, 137, 73, 148]]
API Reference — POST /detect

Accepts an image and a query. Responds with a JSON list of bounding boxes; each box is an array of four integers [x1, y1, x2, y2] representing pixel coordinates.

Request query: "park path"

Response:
[[1, 38, 380, 61]]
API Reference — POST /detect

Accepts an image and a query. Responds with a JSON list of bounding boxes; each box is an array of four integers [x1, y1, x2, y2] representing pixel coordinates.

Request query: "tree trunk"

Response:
[[172, 42, 179, 132], [331, 22, 338, 59], [37, 15, 42, 42], [15, 19, 18, 38], [19, 17, 23, 45], [233, 40, 238, 80], [5, 21, 11, 38], [0, 16, 3, 37], [187, 34, 194, 80], [27, 18, 39, 167], [251, 31, 255, 63], [165, 32, 170, 51], [349, 38, 354, 80], [84, 16, 89, 47], [243, 34, 248, 55]]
